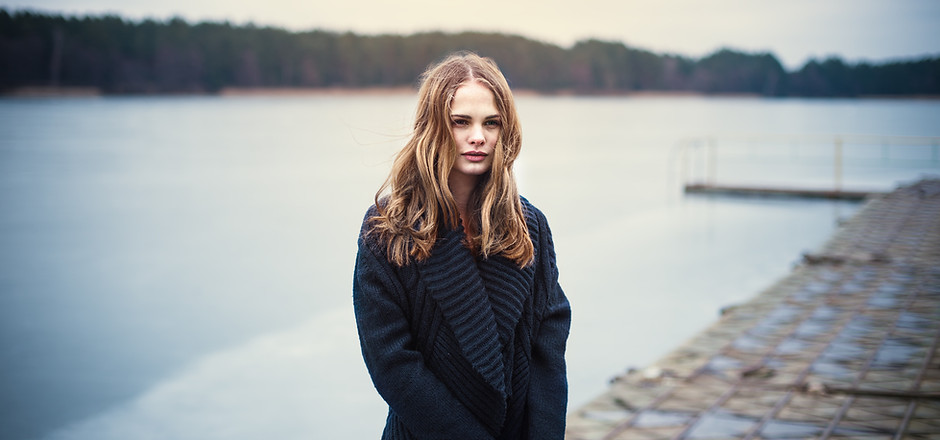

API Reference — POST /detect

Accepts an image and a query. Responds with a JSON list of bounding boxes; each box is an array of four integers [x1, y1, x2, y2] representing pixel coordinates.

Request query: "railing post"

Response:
[[834, 137, 843, 192], [679, 140, 689, 189], [708, 138, 717, 185]]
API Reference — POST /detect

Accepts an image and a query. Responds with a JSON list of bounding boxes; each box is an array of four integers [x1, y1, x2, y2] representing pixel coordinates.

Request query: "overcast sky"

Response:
[[5, 0, 939, 69]]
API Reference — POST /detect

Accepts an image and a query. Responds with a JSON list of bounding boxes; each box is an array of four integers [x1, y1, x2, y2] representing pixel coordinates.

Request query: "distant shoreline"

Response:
[[218, 86, 417, 96], [3, 87, 104, 97], [3, 86, 939, 100]]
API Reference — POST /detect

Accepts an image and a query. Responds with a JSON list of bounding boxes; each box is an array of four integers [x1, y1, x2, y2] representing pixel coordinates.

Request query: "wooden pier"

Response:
[[566, 179, 940, 439], [684, 183, 881, 201]]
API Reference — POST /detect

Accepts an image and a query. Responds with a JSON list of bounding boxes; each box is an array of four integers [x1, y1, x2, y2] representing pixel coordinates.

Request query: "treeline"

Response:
[[2, 9, 938, 97]]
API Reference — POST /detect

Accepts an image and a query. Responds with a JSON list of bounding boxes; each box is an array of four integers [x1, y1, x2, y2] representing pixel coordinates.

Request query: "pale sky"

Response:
[[5, 0, 939, 69]]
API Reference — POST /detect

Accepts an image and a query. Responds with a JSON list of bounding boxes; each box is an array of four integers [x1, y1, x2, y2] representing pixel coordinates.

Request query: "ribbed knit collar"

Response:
[[416, 224, 535, 399]]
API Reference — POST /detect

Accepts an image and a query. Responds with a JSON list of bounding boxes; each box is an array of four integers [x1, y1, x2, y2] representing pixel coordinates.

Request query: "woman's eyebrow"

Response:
[[450, 113, 500, 120]]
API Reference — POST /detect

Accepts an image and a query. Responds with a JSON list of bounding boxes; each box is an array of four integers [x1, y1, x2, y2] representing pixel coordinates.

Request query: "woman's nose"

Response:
[[469, 126, 485, 145]]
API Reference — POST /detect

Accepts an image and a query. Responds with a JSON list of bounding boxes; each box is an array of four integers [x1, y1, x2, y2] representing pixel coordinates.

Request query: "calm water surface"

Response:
[[1, 95, 938, 439]]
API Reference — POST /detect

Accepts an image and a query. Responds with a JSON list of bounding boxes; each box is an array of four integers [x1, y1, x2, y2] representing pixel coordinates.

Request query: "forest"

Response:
[[2, 9, 938, 97]]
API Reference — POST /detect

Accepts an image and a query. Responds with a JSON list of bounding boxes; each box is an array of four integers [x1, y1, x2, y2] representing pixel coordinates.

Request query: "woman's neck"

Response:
[[448, 173, 478, 235]]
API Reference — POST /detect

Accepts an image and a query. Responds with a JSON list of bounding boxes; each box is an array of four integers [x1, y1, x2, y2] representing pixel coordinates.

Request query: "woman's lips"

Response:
[[462, 151, 488, 162]]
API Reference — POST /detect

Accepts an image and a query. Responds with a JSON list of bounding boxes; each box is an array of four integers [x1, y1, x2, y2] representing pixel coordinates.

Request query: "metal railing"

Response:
[[673, 134, 940, 197]]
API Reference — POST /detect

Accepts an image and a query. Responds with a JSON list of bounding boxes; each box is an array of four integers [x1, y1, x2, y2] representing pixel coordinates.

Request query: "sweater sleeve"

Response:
[[526, 210, 572, 439], [353, 234, 496, 440]]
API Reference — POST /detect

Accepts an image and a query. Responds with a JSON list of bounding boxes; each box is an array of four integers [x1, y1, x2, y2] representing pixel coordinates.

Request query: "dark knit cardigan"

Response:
[[353, 197, 571, 440]]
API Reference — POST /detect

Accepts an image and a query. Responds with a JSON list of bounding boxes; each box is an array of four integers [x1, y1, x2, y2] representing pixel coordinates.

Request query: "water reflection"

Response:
[[686, 409, 757, 438], [632, 409, 695, 428]]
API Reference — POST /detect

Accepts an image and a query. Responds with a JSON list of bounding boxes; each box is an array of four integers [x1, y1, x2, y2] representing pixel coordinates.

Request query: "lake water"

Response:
[[1, 94, 938, 439]]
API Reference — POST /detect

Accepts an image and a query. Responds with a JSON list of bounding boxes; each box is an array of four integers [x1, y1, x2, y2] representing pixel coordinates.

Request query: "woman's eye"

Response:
[[484, 120, 501, 127], [452, 119, 468, 126]]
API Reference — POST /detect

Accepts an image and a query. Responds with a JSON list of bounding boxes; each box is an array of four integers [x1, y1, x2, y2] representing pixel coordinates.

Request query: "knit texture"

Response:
[[353, 197, 571, 440]]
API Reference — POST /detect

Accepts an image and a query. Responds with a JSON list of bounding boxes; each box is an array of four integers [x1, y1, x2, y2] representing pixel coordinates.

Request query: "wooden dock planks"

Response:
[[567, 179, 940, 440]]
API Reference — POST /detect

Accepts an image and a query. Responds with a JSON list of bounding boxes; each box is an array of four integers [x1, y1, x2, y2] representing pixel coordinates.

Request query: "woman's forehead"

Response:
[[451, 82, 497, 111]]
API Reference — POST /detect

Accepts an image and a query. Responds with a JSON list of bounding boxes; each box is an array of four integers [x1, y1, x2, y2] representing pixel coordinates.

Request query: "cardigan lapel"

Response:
[[417, 227, 506, 394], [479, 199, 539, 347], [477, 254, 535, 347]]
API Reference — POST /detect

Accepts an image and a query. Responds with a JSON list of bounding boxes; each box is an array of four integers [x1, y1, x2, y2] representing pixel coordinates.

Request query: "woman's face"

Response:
[[449, 80, 500, 182]]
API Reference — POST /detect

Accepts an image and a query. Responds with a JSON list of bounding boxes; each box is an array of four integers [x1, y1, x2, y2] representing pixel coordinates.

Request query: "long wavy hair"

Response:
[[368, 52, 534, 267]]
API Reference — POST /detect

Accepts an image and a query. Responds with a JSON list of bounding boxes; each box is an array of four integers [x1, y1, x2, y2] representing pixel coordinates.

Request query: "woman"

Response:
[[353, 52, 570, 439]]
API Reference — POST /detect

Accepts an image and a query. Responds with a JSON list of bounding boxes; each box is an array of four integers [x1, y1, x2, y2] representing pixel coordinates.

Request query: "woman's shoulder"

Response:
[[357, 203, 385, 249], [519, 195, 558, 264], [362, 203, 381, 221], [519, 195, 549, 231], [359, 203, 379, 229]]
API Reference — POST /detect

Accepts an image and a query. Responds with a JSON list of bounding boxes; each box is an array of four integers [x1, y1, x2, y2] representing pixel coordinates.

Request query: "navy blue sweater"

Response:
[[353, 198, 571, 439]]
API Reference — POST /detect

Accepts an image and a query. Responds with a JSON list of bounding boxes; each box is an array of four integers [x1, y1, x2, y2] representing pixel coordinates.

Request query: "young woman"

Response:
[[353, 52, 571, 439]]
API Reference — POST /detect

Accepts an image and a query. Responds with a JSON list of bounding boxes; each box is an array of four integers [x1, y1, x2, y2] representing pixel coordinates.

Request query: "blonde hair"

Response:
[[369, 52, 534, 267]]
